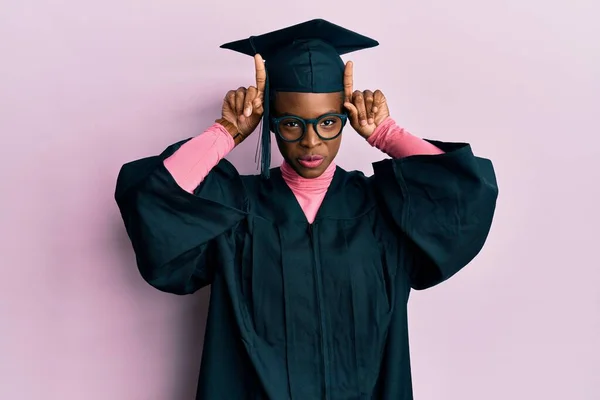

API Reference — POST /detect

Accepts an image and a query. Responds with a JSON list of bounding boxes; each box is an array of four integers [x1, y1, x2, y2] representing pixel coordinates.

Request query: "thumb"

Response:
[[344, 102, 359, 125], [253, 97, 264, 115]]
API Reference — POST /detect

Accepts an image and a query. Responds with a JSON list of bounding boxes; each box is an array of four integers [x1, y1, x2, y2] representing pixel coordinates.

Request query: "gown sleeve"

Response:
[[371, 139, 498, 290], [114, 134, 248, 295]]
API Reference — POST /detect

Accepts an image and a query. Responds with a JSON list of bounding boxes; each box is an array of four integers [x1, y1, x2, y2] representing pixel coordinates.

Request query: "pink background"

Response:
[[1, 1, 599, 399]]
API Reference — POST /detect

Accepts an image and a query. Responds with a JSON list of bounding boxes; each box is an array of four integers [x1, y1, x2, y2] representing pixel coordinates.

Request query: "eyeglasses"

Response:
[[270, 113, 348, 142]]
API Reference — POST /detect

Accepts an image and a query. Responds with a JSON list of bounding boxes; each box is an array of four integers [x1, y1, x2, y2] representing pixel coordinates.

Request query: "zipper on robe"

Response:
[[308, 223, 331, 399]]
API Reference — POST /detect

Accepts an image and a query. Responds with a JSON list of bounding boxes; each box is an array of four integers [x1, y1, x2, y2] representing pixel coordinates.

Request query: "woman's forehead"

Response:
[[273, 92, 343, 116]]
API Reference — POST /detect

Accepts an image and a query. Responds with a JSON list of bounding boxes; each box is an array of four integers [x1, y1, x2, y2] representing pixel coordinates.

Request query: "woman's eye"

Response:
[[320, 119, 336, 127], [284, 121, 299, 128]]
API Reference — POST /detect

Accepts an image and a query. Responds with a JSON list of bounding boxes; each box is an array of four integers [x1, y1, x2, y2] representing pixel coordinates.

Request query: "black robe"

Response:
[[115, 139, 498, 400]]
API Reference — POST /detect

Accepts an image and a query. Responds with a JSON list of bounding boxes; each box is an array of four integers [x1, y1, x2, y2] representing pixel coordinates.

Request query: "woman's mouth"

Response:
[[297, 155, 324, 169]]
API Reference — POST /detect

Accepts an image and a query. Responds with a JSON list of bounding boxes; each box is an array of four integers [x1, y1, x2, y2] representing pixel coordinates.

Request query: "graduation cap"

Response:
[[220, 19, 379, 179]]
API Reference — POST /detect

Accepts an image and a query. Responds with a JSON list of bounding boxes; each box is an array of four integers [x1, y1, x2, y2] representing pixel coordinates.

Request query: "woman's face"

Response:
[[272, 92, 344, 179]]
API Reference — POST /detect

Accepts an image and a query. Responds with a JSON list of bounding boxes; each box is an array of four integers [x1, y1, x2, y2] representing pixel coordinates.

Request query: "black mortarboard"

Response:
[[220, 19, 379, 178]]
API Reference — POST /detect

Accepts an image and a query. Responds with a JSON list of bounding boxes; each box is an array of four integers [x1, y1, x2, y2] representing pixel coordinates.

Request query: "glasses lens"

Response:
[[278, 117, 305, 141], [316, 115, 343, 139]]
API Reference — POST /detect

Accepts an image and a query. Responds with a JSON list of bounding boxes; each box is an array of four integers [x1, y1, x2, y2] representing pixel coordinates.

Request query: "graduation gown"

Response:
[[115, 139, 498, 400]]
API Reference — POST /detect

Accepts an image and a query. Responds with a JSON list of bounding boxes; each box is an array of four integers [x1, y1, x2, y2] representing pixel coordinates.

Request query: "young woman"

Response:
[[115, 19, 498, 400]]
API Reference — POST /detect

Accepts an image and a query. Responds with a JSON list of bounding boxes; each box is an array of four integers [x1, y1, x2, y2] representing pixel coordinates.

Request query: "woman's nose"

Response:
[[300, 125, 321, 148]]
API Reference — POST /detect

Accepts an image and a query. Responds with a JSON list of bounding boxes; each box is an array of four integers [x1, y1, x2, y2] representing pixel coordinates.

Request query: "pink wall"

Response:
[[1, 1, 599, 399]]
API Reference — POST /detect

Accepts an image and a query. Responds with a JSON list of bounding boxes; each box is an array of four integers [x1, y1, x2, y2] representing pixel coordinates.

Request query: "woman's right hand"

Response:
[[221, 54, 266, 143]]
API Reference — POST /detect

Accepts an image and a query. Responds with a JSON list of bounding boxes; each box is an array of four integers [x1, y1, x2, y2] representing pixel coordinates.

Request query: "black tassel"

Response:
[[249, 35, 271, 180], [260, 75, 271, 180]]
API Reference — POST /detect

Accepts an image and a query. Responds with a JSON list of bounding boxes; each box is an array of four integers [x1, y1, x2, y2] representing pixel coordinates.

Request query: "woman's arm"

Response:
[[370, 140, 498, 290], [114, 123, 248, 294], [367, 117, 444, 158], [163, 122, 236, 193]]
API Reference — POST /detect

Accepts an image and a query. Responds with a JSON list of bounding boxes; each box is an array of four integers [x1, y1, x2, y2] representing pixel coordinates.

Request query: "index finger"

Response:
[[343, 61, 354, 103], [254, 54, 266, 94]]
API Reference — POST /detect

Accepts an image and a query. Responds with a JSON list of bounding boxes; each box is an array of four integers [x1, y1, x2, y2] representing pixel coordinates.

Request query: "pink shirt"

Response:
[[163, 117, 444, 223], [280, 160, 336, 224]]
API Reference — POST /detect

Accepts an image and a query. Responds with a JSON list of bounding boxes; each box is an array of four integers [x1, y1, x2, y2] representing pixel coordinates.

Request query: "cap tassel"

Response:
[[249, 35, 271, 180], [259, 74, 271, 179]]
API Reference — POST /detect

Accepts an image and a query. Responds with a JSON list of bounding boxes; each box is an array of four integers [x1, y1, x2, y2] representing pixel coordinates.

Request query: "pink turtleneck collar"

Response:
[[280, 160, 336, 193], [280, 160, 335, 223]]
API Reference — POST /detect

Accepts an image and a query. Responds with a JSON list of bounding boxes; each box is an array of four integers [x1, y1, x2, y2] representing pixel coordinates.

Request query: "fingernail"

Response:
[[368, 118, 374, 124], [360, 120, 367, 126], [372, 107, 378, 113], [244, 108, 251, 117]]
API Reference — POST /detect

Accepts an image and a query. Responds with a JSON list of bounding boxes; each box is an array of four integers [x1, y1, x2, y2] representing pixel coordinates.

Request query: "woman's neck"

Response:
[[280, 160, 336, 193], [280, 160, 335, 224]]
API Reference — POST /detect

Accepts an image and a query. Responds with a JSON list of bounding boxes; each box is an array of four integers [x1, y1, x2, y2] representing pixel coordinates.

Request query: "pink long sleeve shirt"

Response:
[[163, 117, 444, 223]]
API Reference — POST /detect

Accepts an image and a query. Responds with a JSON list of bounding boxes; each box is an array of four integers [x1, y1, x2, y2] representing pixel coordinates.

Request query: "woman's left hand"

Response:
[[343, 61, 390, 139]]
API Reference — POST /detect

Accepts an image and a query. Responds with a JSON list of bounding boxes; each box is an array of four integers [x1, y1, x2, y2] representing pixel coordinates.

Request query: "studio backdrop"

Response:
[[1, 1, 598, 399]]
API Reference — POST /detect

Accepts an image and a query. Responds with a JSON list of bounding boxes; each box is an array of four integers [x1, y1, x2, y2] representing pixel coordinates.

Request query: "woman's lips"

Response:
[[297, 155, 324, 168]]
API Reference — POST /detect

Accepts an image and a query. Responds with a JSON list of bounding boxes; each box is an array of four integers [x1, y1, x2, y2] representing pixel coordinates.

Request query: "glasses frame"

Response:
[[270, 112, 348, 143]]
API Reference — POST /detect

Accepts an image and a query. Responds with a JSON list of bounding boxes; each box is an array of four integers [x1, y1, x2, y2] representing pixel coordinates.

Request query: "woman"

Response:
[[115, 19, 498, 400]]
